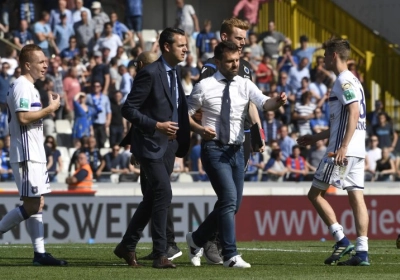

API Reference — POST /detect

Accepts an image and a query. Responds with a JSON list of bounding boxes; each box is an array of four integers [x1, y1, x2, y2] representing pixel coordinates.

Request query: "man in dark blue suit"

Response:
[[114, 27, 190, 269]]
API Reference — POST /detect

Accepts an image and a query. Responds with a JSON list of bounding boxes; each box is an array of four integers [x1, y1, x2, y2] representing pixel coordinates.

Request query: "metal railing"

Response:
[[257, 0, 400, 129]]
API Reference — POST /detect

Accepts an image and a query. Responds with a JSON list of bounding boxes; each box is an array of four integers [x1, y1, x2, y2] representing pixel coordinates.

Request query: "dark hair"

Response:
[[69, 35, 77, 42], [270, 149, 281, 160], [45, 135, 57, 151], [292, 145, 301, 152], [323, 38, 351, 61], [158, 27, 185, 53], [214, 41, 239, 60], [103, 21, 113, 30], [110, 57, 118, 66]]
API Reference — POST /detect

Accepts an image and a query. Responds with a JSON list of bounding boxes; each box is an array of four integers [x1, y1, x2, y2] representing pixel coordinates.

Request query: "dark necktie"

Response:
[[168, 69, 178, 123], [219, 79, 232, 144]]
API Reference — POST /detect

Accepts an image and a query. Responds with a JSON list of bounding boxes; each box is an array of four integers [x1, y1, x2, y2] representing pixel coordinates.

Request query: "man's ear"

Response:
[[163, 42, 170, 53], [220, 32, 228, 42]]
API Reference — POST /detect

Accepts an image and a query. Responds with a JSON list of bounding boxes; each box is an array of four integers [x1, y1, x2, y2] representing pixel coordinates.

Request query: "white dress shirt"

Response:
[[188, 71, 269, 144]]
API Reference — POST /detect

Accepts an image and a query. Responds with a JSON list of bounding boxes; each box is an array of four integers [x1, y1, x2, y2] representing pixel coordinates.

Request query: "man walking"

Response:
[[186, 41, 286, 268], [114, 28, 190, 269], [297, 38, 370, 266], [1, 44, 66, 266]]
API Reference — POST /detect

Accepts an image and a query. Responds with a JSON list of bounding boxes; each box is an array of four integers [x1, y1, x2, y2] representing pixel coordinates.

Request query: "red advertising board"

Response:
[[236, 196, 400, 241]]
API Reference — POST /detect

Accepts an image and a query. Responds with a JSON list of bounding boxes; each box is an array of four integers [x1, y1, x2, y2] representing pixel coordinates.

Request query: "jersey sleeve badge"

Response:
[[341, 83, 356, 101], [19, 98, 29, 109]]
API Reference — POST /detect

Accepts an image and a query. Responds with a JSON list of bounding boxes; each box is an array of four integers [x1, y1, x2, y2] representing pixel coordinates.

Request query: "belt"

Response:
[[203, 139, 242, 147]]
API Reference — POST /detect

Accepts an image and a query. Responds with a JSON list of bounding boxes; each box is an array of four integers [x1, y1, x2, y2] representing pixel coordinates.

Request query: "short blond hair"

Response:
[[220, 18, 249, 36], [19, 44, 43, 66]]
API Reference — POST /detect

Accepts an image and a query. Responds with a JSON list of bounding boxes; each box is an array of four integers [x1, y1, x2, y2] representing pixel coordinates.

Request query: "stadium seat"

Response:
[[100, 147, 110, 156], [55, 120, 72, 134], [178, 173, 193, 183]]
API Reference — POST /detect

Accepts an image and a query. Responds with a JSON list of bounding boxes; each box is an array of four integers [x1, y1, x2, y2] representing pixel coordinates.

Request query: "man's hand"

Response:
[[297, 134, 315, 146], [278, 92, 287, 106], [201, 127, 216, 140], [48, 92, 61, 112], [156, 121, 179, 136]]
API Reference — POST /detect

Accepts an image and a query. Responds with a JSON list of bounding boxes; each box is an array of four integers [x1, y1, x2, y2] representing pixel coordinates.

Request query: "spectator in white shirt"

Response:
[[72, 0, 91, 23], [93, 22, 123, 63], [288, 57, 310, 93]]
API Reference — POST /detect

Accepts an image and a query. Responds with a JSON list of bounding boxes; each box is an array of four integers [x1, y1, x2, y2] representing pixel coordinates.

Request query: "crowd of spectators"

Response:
[[0, 0, 399, 184]]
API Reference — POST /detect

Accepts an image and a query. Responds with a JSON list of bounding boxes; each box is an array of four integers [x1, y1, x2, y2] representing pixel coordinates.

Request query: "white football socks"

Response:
[[0, 206, 26, 233], [328, 223, 345, 242], [355, 236, 368, 252], [26, 213, 45, 253]]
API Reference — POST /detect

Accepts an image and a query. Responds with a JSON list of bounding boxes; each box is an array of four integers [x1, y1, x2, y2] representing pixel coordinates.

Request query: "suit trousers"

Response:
[[121, 140, 177, 257], [139, 167, 176, 246]]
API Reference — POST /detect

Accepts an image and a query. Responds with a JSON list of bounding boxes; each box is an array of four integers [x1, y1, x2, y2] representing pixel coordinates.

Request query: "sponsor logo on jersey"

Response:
[[341, 83, 351, 90], [31, 186, 38, 194], [343, 89, 356, 101], [19, 98, 29, 109], [243, 75, 251, 79], [244, 66, 250, 74]]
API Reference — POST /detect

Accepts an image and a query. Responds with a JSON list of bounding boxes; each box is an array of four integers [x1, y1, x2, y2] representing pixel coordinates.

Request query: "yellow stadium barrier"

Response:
[[258, 0, 400, 129]]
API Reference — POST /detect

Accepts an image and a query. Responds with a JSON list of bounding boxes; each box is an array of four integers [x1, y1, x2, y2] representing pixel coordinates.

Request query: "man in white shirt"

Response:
[[71, 0, 91, 23], [186, 41, 286, 269], [1, 44, 66, 266], [297, 38, 370, 266], [365, 135, 382, 180]]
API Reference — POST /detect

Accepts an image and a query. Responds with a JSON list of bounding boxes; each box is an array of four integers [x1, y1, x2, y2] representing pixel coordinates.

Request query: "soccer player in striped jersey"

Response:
[[1, 44, 67, 266], [297, 38, 370, 266]]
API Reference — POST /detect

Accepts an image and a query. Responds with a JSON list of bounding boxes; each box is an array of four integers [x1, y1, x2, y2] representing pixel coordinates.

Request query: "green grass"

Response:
[[0, 241, 399, 279]]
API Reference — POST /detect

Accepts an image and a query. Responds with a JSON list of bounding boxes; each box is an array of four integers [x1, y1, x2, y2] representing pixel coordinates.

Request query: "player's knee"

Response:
[[22, 197, 44, 216], [307, 187, 321, 203]]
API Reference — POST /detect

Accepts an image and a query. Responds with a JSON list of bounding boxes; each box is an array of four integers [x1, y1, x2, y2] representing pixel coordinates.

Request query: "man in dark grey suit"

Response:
[[114, 27, 190, 269]]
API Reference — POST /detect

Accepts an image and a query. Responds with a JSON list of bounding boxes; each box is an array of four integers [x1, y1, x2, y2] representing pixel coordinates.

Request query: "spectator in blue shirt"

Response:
[[12, 19, 34, 49], [60, 35, 80, 59], [118, 65, 133, 98], [196, 19, 215, 59], [54, 13, 75, 54], [110, 11, 133, 47], [34, 11, 55, 57], [49, 0, 73, 31], [19, 0, 35, 24], [0, 106, 8, 140], [310, 108, 329, 135], [293, 35, 321, 68], [278, 125, 296, 162], [0, 62, 11, 105], [125, 0, 143, 49], [0, 135, 13, 182], [86, 81, 111, 148]]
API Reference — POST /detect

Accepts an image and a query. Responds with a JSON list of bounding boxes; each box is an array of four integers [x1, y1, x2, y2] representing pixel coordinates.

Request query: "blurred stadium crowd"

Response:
[[0, 0, 399, 184]]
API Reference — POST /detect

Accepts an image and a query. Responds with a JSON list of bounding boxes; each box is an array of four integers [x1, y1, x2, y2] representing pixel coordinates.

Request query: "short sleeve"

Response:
[[338, 79, 359, 105], [13, 83, 32, 112], [187, 82, 203, 115]]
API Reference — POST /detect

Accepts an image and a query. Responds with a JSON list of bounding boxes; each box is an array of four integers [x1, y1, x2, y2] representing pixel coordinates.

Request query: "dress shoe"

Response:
[[114, 243, 142, 267], [152, 256, 176, 269]]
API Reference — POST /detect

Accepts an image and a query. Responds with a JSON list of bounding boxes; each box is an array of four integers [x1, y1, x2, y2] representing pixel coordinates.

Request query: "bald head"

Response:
[[137, 51, 159, 67]]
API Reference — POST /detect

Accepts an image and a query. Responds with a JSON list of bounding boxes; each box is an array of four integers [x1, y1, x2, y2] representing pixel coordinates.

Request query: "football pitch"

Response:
[[0, 240, 398, 279]]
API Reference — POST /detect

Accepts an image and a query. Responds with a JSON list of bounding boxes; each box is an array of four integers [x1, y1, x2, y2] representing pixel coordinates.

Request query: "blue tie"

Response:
[[168, 69, 178, 123], [220, 79, 232, 144]]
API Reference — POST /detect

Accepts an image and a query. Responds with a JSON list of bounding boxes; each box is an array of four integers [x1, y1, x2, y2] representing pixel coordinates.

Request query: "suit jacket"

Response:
[[121, 57, 190, 160]]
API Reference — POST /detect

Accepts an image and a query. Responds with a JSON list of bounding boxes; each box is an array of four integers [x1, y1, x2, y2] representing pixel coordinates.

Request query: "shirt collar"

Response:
[[161, 56, 175, 72]]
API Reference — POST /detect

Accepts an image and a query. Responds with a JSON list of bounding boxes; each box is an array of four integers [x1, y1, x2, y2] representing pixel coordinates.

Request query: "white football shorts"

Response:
[[312, 156, 365, 191], [11, 161, 51, 197]]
